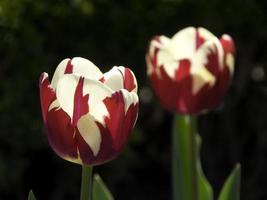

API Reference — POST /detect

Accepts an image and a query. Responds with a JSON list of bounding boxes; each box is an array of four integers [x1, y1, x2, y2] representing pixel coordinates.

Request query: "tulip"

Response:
[[39, 57, 138, 166], [146, 27, 235, 114]]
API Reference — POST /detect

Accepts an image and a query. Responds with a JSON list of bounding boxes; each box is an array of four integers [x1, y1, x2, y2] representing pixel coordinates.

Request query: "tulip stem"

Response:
[[80, 165, 93, 200], [190, 116, 198, 200], [172, 114, 198, 200]]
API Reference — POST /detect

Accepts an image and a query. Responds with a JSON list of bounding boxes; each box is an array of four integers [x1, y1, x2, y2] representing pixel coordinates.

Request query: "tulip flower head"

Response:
[[146, 27, 235, 114], [40, 57, 138, 165]]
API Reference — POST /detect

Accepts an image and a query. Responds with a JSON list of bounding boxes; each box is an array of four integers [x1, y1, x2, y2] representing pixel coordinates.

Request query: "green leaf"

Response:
[[196, 135, 213, 200], [218, 164, 241, 200], [28, 190, 37, 200], [93, 174, 114, 200]]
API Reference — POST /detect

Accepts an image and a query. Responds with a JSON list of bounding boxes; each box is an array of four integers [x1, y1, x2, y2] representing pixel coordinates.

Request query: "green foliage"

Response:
[[28, 190, 37, 200], [93, 174, 114, 200], [172, 115, 213, 200], [196, 135, 213, 200], [218, 165, 241, 200]]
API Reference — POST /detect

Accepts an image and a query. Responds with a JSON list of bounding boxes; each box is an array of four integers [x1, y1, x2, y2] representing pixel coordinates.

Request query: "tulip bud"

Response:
[[146, 27, 235, 114], [39, 57, 139, 165]]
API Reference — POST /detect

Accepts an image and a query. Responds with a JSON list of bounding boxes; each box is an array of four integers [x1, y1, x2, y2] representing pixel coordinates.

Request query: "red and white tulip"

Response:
[[146, 27, 235, 114], [39, 57, 138, 165]]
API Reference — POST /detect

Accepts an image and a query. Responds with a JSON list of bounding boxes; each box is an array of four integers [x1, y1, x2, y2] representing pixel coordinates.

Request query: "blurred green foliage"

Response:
[[0, 0, 267, 199]]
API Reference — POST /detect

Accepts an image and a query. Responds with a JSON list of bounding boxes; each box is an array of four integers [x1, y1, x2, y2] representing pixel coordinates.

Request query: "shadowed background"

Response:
[[0, 0, 267, 199]]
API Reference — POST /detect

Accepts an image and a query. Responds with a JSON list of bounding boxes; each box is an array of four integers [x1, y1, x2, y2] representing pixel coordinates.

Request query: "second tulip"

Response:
[[146, 27, 235, 114]]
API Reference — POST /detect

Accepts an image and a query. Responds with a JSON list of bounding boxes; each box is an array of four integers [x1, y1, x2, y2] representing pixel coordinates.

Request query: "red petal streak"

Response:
[[104, 92, 125, 149], [103, 91, 138, 150], [174, 60, 192, 113], [46, 107, 107, 165], [150, 48, 159, 70], [74, 126, 97, 165], [175, 59, 190, 82], [39, 73, 56, 123], [204, 37, 234, 108], [72, 77, 89, 126], [122, 68, 136, 92], [220, 36, 236, 55], [147, 38, 212, 113], [149, 62, 212, 114], [124, 103, 138, 141], [205, 44, 220, 78], [80, 122, 115, 165], [46, 108, 78, 160], [196, 29, 206, 50], [64, 59, 73, 74], [99, 77, 105, 83], [215, 35, 235, 101], [72, 95, 138, 166]]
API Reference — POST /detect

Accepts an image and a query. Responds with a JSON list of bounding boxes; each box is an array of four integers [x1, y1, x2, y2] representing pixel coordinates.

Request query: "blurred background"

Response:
[[0, 0, 267, 199]]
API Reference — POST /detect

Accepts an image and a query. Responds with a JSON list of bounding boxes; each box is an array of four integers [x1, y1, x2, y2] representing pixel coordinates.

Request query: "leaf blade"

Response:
[[172, 115, 213, 200], [28, 190, 37, 200], [218, 164, 241, 200], [196, 135, 213, 200], [93, 174, 114, 200]]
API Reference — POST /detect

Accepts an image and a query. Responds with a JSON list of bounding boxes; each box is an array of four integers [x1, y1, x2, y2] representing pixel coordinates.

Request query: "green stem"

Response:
[[172, 114, 198, 200], [80, 165, 93, 200], [190, 116, 198, 200]]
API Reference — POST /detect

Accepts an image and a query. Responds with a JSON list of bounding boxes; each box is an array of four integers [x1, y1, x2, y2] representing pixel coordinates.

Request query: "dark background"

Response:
[[0, 0, 267, 199]]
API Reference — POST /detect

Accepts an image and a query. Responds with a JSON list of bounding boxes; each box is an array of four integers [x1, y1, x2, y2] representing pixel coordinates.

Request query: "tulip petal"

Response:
[[103, 90, 138, 150], [156, 49, 178, 79], [71, 57, 103, 78], [174, 60, 194, 113], [56, 74, 112, 124], [46, 106, 102, 165], [104, 92, 125, 149], [191, 39, 222, 94], [102, 67, 124, 91], [149, 60, 211, 114], [197, 27, 216, 47], [48, 99, 60, 111], [46, 103, 108, 165], [46, 107, 78, 162], [120, 89, 139, 113], [148, 27, 218, 82], [76, 90, 138, 165], [50, 58, 71, 89], [118, 67, 138, 93], [77, 114, 102, 157], [56, 74, 79, 120], [72, 77, 90, 126], [103, 67, 138, 93], [220, 35, 235, 75], [39, 73, 56, 123], [171, 27, 197, 59], [51, 57, 103, 89], [146, 36, 171, 75], [170, 27, 215, 58], [220, 35, 235, 55], [204, 35, 235, 106], [91, 122, 118, 165], [147, 36, 179, 80]]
